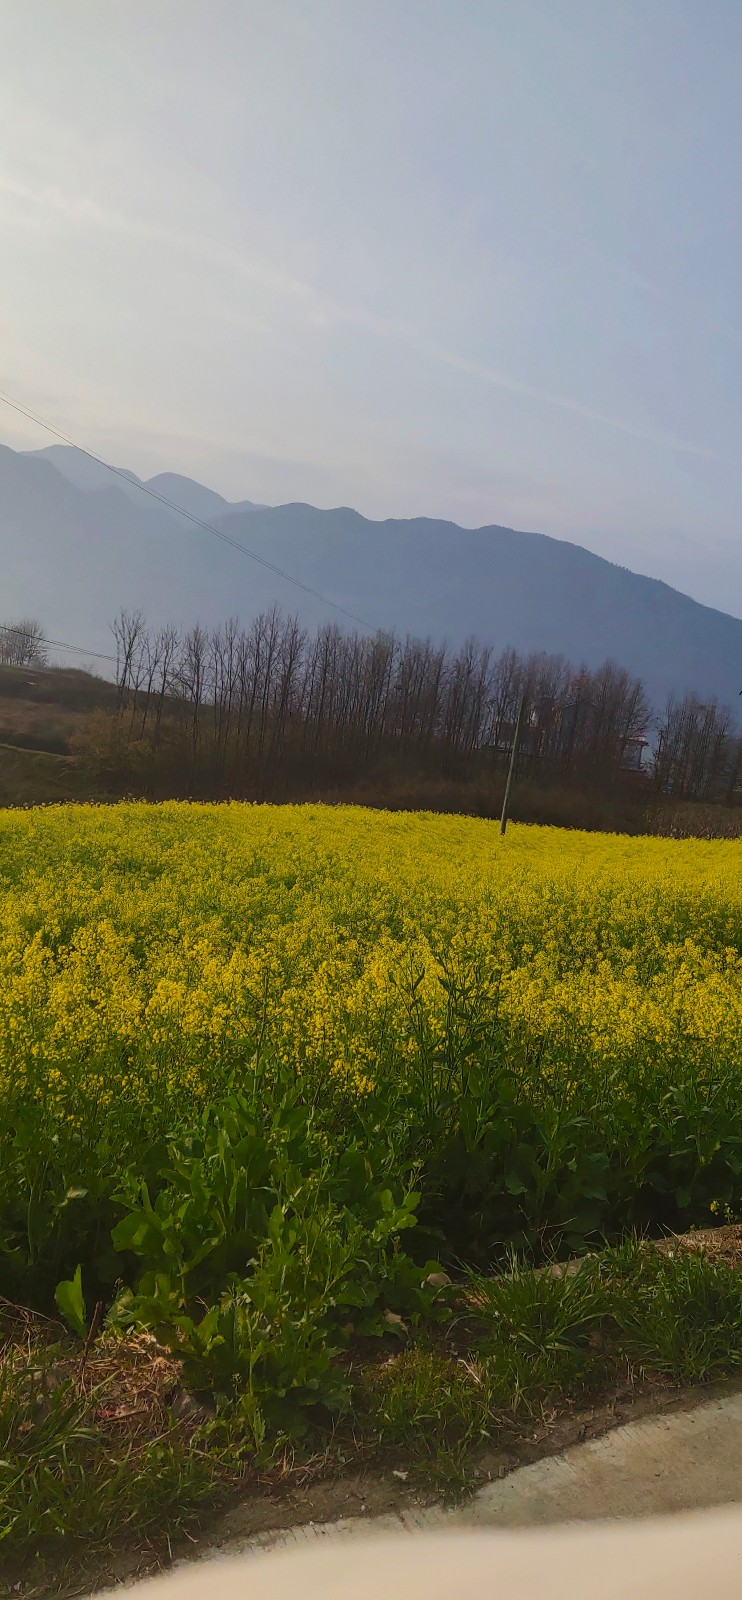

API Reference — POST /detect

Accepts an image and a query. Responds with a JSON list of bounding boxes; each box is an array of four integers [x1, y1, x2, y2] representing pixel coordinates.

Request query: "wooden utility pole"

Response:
[[500, 693, 526, 836]]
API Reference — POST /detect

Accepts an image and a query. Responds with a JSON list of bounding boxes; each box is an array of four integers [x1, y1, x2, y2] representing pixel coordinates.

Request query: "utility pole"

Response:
[[500, 692, 526, 836]]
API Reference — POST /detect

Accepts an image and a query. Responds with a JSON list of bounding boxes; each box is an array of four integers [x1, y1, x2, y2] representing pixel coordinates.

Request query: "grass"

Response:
[[361, 1236, 742, 1470], [0, 744, 91, 806], [2, 1233, 742, 1593], [0, 665, 116, 786], [0, 665, 114, 712], [0, 1304, 237, 1592]]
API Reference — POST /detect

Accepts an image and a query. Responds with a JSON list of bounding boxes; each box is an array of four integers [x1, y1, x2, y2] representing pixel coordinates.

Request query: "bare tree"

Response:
[[0, 617, 49, 668], [152, 624, 179, 747], [653, 694, 733, 800], [176, 623, 209, 765], [111, 609, 146, 715]]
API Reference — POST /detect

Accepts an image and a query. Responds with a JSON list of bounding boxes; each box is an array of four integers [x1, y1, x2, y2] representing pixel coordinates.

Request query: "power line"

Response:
[[0, 620, 116, 663], [0, 388, 379, 633]]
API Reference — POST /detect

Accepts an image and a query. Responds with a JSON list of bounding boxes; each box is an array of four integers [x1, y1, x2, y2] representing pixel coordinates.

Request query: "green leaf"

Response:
[[54, 1264, 87, 1340], [111, 1212, 158, 1253]]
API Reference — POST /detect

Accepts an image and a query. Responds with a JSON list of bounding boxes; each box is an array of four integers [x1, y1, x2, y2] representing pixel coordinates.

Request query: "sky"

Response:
[[2, 0, 742, 615]]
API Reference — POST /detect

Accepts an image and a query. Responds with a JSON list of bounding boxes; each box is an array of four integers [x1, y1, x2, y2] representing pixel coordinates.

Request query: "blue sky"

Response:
[[2, 1, 742, 614]]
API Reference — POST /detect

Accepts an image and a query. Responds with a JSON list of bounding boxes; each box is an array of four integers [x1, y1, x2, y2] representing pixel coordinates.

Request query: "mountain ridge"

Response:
[[3, 442, 740, 712]]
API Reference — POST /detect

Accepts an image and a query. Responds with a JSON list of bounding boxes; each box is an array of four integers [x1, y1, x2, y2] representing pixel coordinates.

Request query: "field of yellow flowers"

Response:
[[3, 798, 742, 1575], [2, 802, 742, 1414]]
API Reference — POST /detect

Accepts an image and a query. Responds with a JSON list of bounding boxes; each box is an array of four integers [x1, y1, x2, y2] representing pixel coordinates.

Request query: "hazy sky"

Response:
[[2, 1, 742, 614]]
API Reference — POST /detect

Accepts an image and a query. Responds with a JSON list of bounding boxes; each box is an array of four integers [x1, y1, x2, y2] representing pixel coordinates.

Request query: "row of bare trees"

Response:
[[5, 607, 740, 806], [98, 604, 729, 801]]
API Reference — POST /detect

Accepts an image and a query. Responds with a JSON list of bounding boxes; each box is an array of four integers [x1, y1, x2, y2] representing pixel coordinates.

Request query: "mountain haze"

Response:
[[23, 447, 264, 517], [2, 442, 741, 711]]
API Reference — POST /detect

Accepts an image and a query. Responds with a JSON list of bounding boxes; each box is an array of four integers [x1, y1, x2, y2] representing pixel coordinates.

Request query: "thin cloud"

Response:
[[418, 339, 719, 460], [0, 169, 718, 462], [325, 298, 719, 460], [0, 169, 315, 302]]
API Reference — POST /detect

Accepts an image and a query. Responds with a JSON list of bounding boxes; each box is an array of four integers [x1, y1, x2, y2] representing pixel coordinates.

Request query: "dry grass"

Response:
[[0, 744, 91, 805], [0, 1296, 203, 1452], [655, 1223, 742, 1269], [0, 1304, 237, 1599], [0, 700, 85, 752]]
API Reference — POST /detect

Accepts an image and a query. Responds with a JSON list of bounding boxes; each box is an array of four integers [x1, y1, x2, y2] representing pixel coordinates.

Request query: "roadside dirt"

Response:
[[32, 1372, 734, 1600], [186, 1371, 740, 1550], [654, 1221, 742, 1267]]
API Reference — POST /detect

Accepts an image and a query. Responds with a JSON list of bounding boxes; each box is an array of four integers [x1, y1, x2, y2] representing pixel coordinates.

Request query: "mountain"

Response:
[[142, 473, 264, 520], [3, 441, 742, 711], [24, 444, 144, 495], [23, 447, 263, 516]]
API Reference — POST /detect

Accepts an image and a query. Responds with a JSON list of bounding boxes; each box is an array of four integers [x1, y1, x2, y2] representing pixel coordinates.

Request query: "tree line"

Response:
[[63, 607, 739, 806], [3, 609, 740, 807]]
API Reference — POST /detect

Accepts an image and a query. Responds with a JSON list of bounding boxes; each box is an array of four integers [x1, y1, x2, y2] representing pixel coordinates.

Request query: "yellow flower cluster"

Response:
[[1, 801, 741, 1127]]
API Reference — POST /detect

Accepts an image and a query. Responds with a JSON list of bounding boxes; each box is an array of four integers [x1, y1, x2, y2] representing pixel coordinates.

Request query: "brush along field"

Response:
[[2, 802, 742, 1580]]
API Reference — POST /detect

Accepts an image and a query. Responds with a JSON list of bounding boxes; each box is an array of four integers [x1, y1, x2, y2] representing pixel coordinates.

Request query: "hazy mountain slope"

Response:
[[144, 472, 266, 519], [0, 446, 254, 648], [3, 443, 741, 710], [24, 445, 144, 496], [24, 447, 263, 518]]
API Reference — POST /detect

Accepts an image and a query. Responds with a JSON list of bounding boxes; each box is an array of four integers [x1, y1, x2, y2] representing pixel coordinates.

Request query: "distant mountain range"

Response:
[[2, 440, 741, 712]]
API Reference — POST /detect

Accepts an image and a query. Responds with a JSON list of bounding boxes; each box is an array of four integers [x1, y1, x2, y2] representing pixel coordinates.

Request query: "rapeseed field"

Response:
[[1, 802, 741, 1407], [4, 806, 742, 1241], [3, 800, 742, 1117], [3, 801, 742, 1574]]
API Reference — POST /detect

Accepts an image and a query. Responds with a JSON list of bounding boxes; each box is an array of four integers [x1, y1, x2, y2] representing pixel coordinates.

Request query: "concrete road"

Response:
[[185, 1388, 742, 1564]]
